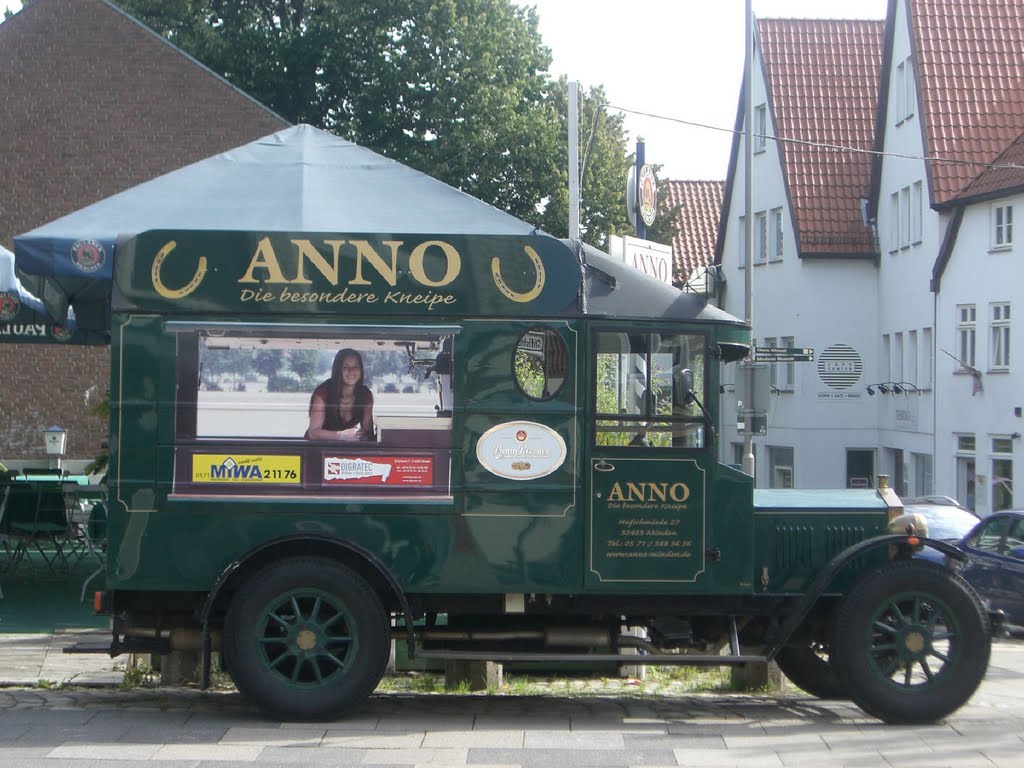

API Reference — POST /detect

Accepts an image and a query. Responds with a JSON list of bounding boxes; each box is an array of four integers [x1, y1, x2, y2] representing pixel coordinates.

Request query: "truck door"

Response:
[[585, 328, 713, 591]]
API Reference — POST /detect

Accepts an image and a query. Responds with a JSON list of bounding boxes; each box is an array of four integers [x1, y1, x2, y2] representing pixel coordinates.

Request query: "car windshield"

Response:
[[905, 505, 979, 541]]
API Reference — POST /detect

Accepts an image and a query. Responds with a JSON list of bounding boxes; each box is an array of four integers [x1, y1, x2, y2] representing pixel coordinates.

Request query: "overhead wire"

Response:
[[604, 103, 1024, 172]]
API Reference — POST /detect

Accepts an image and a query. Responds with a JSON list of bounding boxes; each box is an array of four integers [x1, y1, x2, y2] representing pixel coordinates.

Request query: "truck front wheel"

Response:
[[831, 560, 990, 724], [223, 557, 390, 720]]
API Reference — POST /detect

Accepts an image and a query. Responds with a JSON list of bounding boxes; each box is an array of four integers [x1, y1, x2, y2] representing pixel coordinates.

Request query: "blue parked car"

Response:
[[914, 508, 1024, 634], [954, 511, 1024, 630]]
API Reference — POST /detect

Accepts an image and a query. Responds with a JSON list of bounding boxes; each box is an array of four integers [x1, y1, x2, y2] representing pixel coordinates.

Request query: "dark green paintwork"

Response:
[[105, 230, 892, 602]]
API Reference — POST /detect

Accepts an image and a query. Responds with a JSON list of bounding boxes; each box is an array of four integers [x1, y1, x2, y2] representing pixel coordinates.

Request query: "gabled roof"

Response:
[[907, 0, 1024, 207], [954, 129, 1024, 205], [759, 18, 883, 257], [662, 180, 724, 281]]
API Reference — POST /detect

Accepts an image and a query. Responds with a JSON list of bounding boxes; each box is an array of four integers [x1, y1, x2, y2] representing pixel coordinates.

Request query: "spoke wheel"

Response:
[[224, 558, 389, 721], [832, 560, 990, 724]]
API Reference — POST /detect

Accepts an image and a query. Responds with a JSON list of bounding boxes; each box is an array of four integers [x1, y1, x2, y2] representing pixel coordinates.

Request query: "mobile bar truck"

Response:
[[76, 227, 992, 724]]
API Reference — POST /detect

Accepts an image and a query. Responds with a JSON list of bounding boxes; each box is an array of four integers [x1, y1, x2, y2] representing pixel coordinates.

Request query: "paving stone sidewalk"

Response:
[[0, 636, 1022, 766]]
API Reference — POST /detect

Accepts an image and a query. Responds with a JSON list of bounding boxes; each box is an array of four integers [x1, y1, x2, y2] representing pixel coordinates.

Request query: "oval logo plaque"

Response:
[[475, 420, 567, 480]]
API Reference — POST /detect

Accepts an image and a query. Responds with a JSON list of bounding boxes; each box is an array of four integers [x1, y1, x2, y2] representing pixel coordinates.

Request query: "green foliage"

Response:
[[83, 392, 111, 479], [113, 0, 634, 247], [513, 351, 544, 398]]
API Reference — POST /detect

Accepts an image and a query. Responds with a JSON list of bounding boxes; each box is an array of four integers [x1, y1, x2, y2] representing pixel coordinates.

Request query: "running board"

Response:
[[62, 640, 115, 655], [416, 650, 767, 666]]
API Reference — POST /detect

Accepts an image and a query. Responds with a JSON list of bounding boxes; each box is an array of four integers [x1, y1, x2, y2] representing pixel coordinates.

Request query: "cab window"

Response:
[[593, 330, 706, 448]]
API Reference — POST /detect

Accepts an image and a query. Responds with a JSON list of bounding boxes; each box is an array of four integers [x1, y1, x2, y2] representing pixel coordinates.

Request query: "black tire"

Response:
[[775, 644, 846, 699], [223, 557, 390, 721], [831, 559, 990, 724]]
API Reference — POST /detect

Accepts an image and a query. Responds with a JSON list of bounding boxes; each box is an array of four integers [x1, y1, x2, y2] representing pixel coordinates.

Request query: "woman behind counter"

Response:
[[305, 348, 375, 441]]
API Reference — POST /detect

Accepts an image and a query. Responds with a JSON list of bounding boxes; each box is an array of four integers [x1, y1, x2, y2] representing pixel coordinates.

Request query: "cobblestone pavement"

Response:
[[0, 635, 1021, 767]]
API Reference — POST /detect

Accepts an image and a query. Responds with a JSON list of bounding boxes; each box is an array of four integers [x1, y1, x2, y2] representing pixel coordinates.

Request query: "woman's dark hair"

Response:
[[329, 348, 365, 398], [308, 348, 373, 434]]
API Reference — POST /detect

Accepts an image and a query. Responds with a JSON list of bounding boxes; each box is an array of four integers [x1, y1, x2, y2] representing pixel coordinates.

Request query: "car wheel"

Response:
[[831, 559, 990, 724], [223, 557, 390, 721]]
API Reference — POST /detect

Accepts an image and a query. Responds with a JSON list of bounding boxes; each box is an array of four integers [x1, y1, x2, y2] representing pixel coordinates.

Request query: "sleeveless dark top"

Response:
[[310, 381, 374, 434]]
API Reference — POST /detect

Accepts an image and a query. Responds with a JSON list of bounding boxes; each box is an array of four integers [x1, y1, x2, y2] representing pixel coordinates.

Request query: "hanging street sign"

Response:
[[754, 346, 814, 362]]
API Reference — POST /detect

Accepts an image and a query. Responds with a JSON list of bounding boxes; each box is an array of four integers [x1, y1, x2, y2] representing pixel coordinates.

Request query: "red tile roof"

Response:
[[956, 129, 1024, 203], [909, 0, 1024, 205], [662, 180, 724, 282], [758, 18, 883, 256]]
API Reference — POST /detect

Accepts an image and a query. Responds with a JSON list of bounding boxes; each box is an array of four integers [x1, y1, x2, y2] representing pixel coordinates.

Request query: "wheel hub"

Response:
[[295, 628, 318, 652]]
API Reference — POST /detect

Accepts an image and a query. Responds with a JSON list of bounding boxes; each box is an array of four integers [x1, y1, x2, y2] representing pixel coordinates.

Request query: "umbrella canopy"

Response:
[[13, 124, 539, 331], [0, 244, 103, 344]]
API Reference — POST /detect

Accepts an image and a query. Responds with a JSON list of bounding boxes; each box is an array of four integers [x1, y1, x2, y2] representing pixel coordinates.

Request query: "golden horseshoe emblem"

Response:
[[151, 241, 208, 300], [491, 245, 545, 303]]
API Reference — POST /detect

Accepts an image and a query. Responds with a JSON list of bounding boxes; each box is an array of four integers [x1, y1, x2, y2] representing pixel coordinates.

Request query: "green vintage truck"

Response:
[[83, 228, 991, 724]]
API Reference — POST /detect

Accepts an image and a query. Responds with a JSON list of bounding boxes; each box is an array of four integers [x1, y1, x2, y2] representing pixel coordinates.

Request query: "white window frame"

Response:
[[754, 103, 767, 153], [911, 181, 923, 244], [764, 337, 778, 388], [771, 207, 784, 262], [894, 332, 904, 383], [991, 302, 1010, 371], [908, 329, 918, 385], [889, 191, 900, 253], [957, 304, 976, 369], [950, 305, 974, 368], [922, 327, 933, 389], [899, 186, 911, 249], [755, 211, 768, 264], [991, 436, 1014, 512], [779, 335, 796, 391], [895, 56, 915, 124], [993, 204, 1014, 250]]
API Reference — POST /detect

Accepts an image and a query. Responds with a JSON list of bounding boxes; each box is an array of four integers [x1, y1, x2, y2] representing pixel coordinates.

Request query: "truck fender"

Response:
[[762, 533, 966, 659], [198, 534, 416, 670]]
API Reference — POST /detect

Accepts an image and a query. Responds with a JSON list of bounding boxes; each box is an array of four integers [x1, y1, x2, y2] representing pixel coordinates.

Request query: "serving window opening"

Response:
[[593, 330, 706, 449], [170, 323, 458, 498]]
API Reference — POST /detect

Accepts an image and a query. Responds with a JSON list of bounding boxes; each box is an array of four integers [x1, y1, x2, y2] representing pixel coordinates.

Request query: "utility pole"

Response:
[[568, 80, 580, 240], [742, 0, 755, 479]]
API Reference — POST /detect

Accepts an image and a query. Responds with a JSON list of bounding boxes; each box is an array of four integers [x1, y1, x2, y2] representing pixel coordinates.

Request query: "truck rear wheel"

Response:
[[831, 560, 990, 724], [775, 644, 846, 699], [223, 557, 390, 720]]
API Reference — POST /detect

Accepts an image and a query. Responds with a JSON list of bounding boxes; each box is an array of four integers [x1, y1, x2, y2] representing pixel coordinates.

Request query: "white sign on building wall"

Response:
[[607, 235, 673, 285]]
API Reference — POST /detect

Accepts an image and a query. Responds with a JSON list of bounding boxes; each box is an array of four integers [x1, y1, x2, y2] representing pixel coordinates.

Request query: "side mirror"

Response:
[[674, 368, 695, 407], [1011, 545, 1024, 560]]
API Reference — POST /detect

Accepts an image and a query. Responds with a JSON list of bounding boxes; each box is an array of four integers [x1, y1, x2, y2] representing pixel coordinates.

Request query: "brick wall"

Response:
[[0, 0, 289, 461]]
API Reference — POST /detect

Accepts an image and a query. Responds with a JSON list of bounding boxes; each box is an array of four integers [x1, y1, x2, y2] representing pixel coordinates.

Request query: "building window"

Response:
[[911, 182, 923, 243], [955, 434, 976, 512], [992, 437, 1014, 512], [993, 204, 1014, 249], [779, 336, 796, 391], [912, 452, 933, 496], [755, 211, 767, 264], [894, 332, 904, 382], [889, 183, 922, 251], [771, 207, 784, 261], [737, 215, 745, 268], [895, 56, 915, 124], [908, 330, 918, 384], [764, 337, 778, 389], [922, 327, 933, 388], [754, 103, 767, 153], [957, 305, 976, 369], [882, 334, 891, 382], [769, 445, 794, 488], [991, 302, 1010, 371]]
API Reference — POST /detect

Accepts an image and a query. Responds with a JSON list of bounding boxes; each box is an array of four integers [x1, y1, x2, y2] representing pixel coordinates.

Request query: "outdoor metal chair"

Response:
[[3, 481, 74, 576]]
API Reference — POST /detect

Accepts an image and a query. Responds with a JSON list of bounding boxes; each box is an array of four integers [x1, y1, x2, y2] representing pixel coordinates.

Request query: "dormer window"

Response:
[[992, 204, 1014, 250]]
